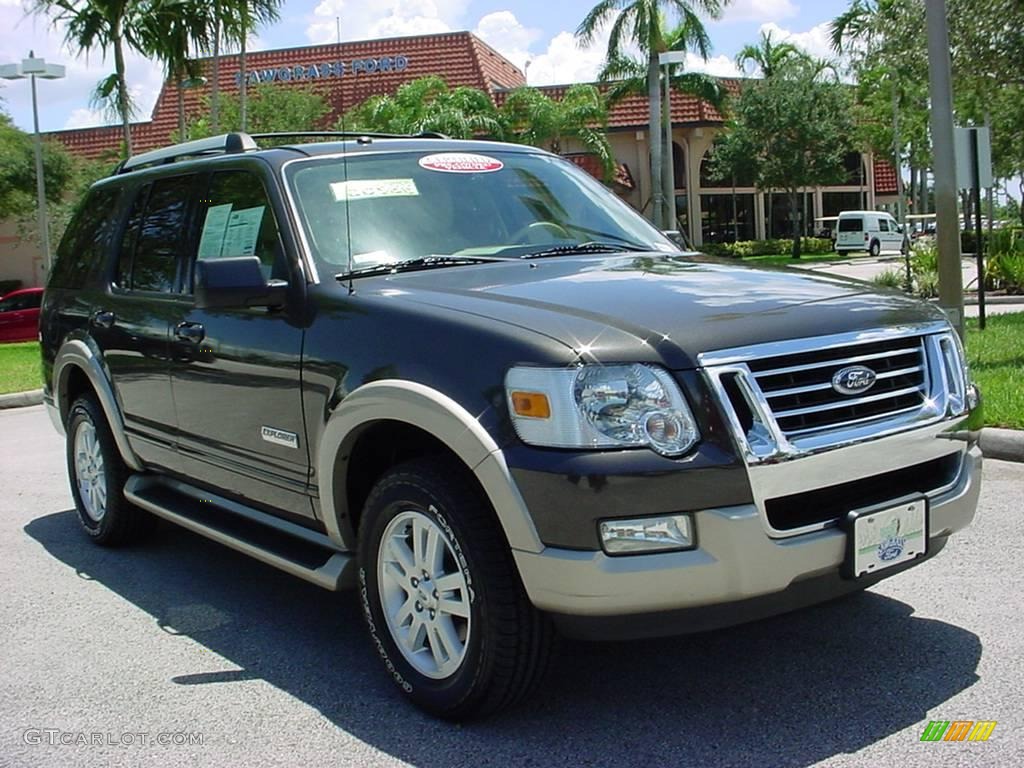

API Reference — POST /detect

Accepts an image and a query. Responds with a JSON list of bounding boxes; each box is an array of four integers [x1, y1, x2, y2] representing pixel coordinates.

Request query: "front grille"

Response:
[[764, 453, 961, 530], [747, 336, 928, 438]]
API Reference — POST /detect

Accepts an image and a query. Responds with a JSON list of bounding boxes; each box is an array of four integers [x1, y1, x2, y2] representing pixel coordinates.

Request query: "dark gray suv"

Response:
[[40, 132, 982, 719]]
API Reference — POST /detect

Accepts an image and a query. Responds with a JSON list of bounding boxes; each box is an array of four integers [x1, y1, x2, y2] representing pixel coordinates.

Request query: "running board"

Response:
[[124, 475, 354, 591]]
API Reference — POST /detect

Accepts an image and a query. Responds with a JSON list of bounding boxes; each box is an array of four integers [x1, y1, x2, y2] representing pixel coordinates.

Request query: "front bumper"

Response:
[[513, 444, 981, 639]]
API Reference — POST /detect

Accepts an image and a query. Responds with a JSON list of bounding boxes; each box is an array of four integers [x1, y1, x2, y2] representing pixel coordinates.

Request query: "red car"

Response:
[[0, 287, 43, 343]]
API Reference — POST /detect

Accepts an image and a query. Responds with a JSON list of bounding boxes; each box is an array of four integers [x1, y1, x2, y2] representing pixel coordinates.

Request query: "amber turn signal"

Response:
[[510, 391, 551, 419]]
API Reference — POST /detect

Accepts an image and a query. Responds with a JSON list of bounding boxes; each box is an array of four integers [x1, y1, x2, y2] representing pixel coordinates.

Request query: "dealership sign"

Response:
[[235, 55, 410, 86]]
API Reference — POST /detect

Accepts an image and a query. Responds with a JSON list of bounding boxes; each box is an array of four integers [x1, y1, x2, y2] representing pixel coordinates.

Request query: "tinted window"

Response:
[[130, 176, 194, 293], [286, 151, 674, 272], [195, 171, 286, 281], [116, 185, 148, 289], [50, 185, 122, 289], [0, 294, 34, 311], [879, 219, 889, 232], [838, 217, 863, 232]]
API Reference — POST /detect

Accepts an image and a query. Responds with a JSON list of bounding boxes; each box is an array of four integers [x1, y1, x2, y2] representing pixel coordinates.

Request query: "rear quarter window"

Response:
[[49, 185, 123, 289], [838, 217, 863, 232]]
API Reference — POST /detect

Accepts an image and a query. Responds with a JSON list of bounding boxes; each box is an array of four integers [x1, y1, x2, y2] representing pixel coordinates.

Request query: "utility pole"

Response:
[[924, 0, 964, 337]]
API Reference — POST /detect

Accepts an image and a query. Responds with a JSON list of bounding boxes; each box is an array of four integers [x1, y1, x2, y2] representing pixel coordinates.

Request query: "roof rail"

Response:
[[118, 132, 258, 173], [247, 131, 451, 142]]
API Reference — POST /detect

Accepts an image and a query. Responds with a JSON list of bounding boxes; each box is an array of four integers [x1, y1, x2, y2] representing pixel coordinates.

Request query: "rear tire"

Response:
[[869, 239, 881, 258], [66, 394, 155, 546], [357, 456, 554, 720]]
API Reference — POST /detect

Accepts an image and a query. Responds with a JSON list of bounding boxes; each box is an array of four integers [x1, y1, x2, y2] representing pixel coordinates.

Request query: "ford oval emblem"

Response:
[[832, 365, 877, 395]]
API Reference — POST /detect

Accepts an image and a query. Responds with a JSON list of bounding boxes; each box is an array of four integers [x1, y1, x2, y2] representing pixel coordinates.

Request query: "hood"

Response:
[[365, 253, 948, 369]]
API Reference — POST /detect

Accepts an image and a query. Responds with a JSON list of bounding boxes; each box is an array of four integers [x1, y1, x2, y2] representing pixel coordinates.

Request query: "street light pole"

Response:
[[659, 52, 687, 236], [924, 0, 964, 338], [0, 52, 65, 280]]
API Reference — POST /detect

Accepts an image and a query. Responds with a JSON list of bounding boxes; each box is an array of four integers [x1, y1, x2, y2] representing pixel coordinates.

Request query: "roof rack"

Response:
[[247, 131, 450, 141], [114, 130, 451, 175]]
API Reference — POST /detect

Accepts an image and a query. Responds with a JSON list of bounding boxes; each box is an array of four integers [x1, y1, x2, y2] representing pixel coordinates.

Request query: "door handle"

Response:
[[175, 321, 205, 344], [90, 310, 116, 329]]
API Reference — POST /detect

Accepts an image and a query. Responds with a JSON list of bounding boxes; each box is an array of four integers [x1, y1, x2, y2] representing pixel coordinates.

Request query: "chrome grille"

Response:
[[747, 336, 927, 437], [699, 322, 966, 463]]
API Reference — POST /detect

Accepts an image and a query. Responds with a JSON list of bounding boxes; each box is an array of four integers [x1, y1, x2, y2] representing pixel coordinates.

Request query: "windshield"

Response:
[[284, 149, 676, 274]]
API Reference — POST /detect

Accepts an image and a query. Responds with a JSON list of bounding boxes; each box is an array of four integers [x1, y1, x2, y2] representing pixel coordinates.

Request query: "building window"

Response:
[[701, 193, 755, 243], [822, 191, 864, 218], [700, 140, 755, 188], [764, 193, 815, 239]]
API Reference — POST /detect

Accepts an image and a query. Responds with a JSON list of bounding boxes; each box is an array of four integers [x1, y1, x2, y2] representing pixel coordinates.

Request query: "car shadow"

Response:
[[25, 510, 982, 768]]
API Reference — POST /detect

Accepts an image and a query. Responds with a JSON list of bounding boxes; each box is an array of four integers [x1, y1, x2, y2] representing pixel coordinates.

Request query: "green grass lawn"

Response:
[[741, 252, 848, 268], [0, 342, 41, 395], [966, 312, 1024, 430]]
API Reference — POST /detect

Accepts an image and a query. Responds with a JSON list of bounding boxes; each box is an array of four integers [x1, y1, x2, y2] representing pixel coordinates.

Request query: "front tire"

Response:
[[66, 394, 155, 546], [357, 457, 553, 719], [869, 239, 881, 258]]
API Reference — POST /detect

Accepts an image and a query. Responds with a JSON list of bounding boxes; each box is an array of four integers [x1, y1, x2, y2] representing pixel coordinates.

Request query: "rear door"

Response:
[[167, 164, 312, 519], [836, 216, 864, 250], [90, 174, 198, 472]]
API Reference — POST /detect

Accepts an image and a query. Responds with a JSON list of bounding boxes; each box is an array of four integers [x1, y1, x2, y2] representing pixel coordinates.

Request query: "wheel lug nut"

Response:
[[433, 590, 438, 599], [410, 577, 419, 587], [429, 610, 435, 619], [415, 601, 423, 612]]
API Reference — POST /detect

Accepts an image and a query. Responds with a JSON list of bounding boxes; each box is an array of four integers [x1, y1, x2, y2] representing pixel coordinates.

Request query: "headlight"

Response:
[[505, 364, 700, 456]]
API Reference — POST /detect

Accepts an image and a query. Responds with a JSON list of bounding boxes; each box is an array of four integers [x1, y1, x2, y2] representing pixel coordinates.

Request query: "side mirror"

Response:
[[195, 257, 287, 309]]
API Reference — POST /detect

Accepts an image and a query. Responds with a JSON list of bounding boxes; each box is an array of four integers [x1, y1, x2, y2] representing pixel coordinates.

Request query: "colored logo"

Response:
[[418, 153, 504, 174], [920, 720, 997, 742], [832, 365, 878, 395]]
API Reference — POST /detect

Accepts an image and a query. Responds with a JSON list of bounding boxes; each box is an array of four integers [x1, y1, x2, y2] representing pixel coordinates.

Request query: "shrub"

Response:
[[988, 251, 1024, 294], [871, 269, 904, 289]]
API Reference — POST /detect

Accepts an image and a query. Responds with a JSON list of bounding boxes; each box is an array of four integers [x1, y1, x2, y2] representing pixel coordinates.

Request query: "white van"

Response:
[[835, 210, 908, 257]]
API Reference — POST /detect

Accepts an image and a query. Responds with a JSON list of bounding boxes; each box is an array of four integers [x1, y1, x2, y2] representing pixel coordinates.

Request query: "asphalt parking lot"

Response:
[[2, 404, 1022, 768]]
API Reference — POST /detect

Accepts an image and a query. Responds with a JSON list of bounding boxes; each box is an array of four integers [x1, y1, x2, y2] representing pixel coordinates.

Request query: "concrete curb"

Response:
[[0, 389, 43, 410], [980, 428, 1024, 463]]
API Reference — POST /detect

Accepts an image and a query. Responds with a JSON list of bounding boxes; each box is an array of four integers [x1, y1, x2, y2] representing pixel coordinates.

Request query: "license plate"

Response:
[[844, 498, 928, 579]]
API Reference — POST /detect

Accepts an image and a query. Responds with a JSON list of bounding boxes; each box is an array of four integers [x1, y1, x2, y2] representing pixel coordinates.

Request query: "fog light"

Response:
[[599, 514, 694, 555]]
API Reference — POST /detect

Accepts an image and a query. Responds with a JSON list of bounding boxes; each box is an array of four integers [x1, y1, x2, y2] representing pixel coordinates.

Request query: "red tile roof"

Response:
[[873, 157, 899, 195], [563, 153, 635, 190], [45, 31, 526, 160]]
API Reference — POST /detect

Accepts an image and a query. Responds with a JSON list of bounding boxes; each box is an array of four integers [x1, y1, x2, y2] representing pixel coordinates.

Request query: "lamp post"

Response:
[[1, 52, 66, 278], [659, 51, 687, 236]]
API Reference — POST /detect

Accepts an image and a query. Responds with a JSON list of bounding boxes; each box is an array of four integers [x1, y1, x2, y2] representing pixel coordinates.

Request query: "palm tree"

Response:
[[735, 30, 809, 78], [577, 0, 725, 229], [598, 18, 727, 230], [208, 1, 281, 133], [342, 76, 504, 139], [33, 0, 154, 155], [500, 84, 614, 178]]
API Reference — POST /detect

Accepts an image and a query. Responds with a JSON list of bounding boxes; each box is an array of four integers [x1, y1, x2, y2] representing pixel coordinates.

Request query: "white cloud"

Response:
[[473, 11, 540, 72], [686, 53, 742, 79], [63, 107, 106, 129], [758, 21, 838, 64], [720, 0, 799, 24], [305, 0, 469, 44]]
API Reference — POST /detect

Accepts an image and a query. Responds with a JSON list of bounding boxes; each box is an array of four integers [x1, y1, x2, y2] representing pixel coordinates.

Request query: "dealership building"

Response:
[[3, 31, 898, 287]]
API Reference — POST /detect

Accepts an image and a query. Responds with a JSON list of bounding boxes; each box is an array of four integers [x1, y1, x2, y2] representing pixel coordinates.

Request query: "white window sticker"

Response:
[[418, 153, 504, 173], [330, 178, 419, 201], [198, 204, 233, 260], [221, 206, 265, 258]]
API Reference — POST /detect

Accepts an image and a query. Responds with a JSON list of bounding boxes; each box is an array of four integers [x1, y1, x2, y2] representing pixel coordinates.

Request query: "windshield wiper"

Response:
[[336, 254, 514, 280], [521, 241, 652, 259]]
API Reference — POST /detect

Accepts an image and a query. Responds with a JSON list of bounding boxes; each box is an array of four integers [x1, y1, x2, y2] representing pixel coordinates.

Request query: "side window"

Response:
[[878, 218, 889, 232], [195, 170, 286, 281], [50, 185, 122, 289], [117, 175, 194, 293]]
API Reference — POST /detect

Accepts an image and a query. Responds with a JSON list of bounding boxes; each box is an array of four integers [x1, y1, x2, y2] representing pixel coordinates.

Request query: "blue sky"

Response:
[[0, 0, 851, 133]]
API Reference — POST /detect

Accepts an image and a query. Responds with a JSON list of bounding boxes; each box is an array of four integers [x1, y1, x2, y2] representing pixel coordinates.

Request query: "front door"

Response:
[[168, 166, 312, 519]]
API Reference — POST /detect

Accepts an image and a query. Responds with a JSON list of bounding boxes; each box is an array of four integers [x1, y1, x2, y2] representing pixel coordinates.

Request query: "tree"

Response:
[[722, 58, 855, 258], [577, 0, 726, 229], [0, 111, 76, 220], [735, 29, 809, 78], [185, 84, 329, 139], [499, 84, 614, 178], [340, 76, 503, 139]]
